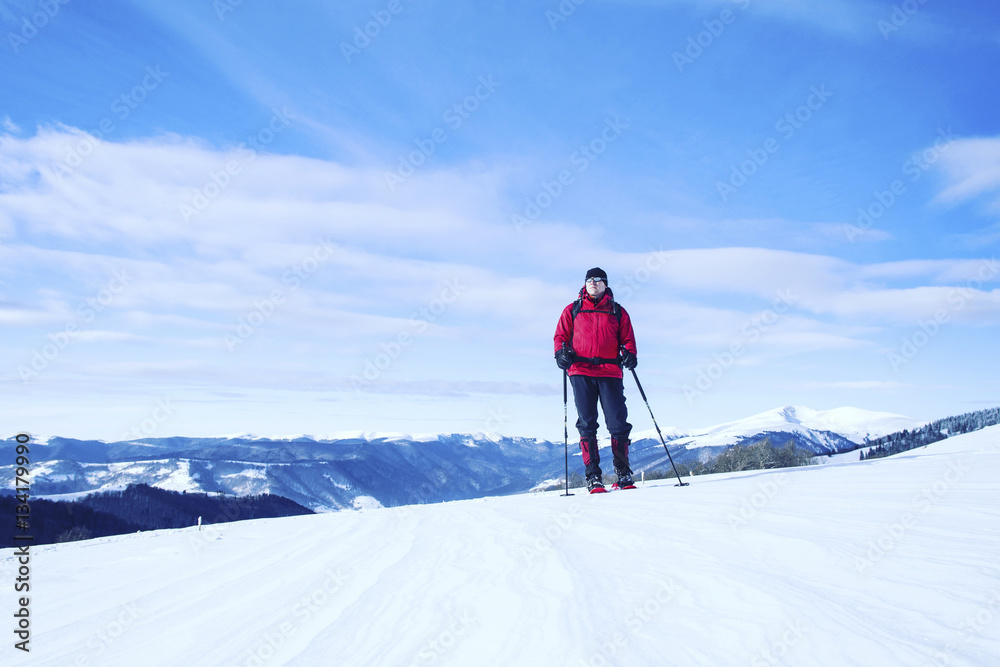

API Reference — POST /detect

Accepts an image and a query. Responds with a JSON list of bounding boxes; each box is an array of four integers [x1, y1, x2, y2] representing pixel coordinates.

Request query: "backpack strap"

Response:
[[571, 298, 622, 323], [568, 299, 624, 365]]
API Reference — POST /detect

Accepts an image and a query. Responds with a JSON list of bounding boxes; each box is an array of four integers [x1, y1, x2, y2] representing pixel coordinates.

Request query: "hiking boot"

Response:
[[587, 473, 607, 494], [613, 468, 636, 490]]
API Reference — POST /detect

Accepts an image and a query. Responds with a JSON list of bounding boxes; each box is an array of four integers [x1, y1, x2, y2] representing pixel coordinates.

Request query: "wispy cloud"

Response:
[[934, 136, 1000, 209], [5, 127, 999, 337], [121, 0, 386, 164], [3, 124, 998, 435]]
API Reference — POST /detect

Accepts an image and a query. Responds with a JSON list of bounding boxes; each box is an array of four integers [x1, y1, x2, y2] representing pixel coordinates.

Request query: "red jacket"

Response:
[[553, 287, 637, 379]]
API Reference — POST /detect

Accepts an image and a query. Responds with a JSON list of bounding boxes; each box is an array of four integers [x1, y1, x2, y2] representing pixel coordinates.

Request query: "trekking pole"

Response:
[[629, 368, 688, 487], [561, 369, 574, 496]]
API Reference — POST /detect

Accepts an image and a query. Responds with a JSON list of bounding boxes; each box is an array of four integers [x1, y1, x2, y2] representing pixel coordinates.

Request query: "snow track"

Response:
[[4, 426, 1000, 666]]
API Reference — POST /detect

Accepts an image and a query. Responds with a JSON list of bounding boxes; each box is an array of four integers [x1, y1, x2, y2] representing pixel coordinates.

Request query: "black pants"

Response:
[[570, 375, 632, 477]]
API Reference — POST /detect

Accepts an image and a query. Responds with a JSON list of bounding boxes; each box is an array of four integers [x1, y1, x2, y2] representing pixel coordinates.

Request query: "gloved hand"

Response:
[[620, 350, 637, 370], [555, 347, 574, 370]]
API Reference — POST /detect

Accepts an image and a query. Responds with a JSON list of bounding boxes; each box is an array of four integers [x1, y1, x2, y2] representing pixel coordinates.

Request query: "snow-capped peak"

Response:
[[667, 405, 919, 450]]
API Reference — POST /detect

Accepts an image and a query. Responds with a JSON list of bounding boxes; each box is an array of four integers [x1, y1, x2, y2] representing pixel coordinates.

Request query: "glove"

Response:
[[555, 347, 574, 370], [620, 350, 637, 370]]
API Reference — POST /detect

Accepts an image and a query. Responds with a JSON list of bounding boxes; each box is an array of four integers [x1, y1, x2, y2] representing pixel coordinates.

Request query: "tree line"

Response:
[[860, 406, 1000, 460], [538, 438, 814, 490]]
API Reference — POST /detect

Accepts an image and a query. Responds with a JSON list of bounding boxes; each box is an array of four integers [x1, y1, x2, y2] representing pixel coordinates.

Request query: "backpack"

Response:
[[568, 298, 624, 366], [570, 298, 622, 323]]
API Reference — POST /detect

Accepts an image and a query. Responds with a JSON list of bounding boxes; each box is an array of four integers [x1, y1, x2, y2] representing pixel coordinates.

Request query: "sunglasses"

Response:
[[586, 277, 605, 284]]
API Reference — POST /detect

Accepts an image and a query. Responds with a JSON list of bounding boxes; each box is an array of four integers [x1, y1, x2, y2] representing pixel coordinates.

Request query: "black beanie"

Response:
[[585, 267, 608, 283]]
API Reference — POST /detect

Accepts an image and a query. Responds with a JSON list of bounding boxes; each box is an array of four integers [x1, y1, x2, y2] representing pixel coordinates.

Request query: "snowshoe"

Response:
[[612, 468, 636, 490], [587, 474, 607, 494]]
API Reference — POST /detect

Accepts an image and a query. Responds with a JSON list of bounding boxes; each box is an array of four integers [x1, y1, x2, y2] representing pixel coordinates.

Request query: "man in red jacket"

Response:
[[553, 267, 638, 493]]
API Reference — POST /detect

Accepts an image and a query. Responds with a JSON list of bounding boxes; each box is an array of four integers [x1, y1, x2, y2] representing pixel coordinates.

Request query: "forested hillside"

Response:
[[861, 407, 1000, 460]]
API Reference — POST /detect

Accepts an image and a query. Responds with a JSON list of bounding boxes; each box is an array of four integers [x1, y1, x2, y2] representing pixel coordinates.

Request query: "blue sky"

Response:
[[2, 0, 999, 441]]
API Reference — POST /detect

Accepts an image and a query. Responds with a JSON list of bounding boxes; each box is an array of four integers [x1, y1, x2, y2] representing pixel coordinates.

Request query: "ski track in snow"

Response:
[[4, 427, 1000, 666]]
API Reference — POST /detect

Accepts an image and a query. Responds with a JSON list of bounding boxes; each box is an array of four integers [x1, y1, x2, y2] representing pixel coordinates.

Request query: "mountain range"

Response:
[[6, 405, 921, 511]]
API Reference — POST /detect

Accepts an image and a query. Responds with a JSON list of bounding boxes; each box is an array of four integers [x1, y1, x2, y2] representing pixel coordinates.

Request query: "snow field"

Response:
[[3, 426, 1000, 666]]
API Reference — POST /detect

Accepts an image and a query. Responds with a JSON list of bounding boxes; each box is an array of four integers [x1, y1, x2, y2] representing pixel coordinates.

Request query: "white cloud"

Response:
[[4, 127, 1000, 421], [73, 330, 150, 344], [743, 0, 879, 37], [25, 127, 996, 337], [0, 301, 61, 326], [934, 136, 1000, 209]]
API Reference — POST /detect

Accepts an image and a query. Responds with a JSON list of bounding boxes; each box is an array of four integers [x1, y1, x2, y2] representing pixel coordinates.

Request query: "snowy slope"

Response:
[[4, 425, 999, 666]]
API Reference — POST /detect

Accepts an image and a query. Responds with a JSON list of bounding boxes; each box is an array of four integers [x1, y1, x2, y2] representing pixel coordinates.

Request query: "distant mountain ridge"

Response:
[[23, 434, 564, 512], [5, 405, 925, 511]]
